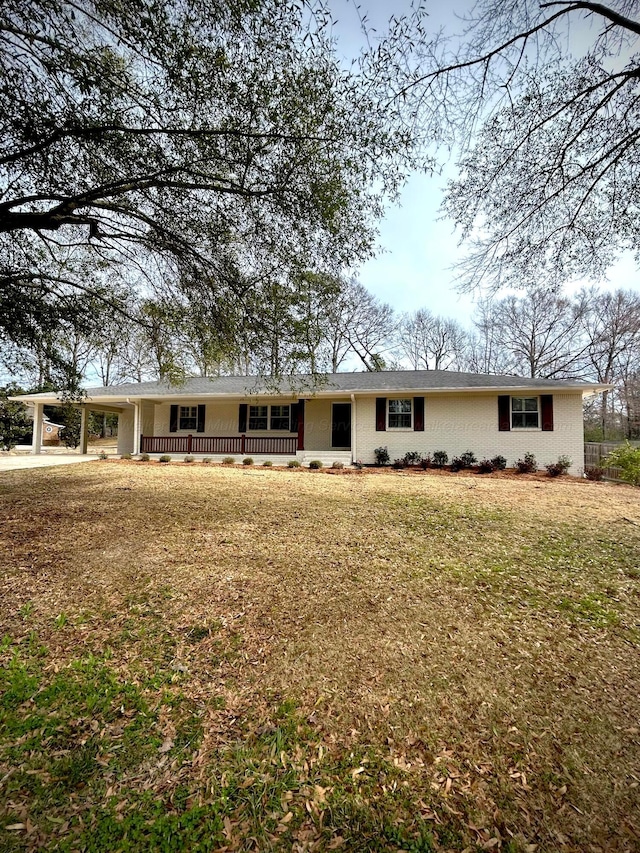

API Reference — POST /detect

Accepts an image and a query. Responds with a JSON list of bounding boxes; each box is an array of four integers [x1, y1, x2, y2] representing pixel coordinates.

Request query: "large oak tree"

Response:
[[0, 0, 419, 381]]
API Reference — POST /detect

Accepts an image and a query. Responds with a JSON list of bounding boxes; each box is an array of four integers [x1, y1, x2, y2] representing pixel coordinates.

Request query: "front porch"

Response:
[[25, 393, 358, 462]]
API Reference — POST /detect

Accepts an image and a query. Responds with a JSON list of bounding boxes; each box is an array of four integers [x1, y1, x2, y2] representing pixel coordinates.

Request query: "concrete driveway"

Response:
[[0, 453, 100, 472]]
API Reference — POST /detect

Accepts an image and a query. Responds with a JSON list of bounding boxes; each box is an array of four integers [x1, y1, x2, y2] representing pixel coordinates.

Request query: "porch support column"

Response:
[[132, 401, 141, 455], [79, 406, 89, 454], [31, 403, 43, 455], [297, 399, 305, 451], [350, 394, 357, 464]]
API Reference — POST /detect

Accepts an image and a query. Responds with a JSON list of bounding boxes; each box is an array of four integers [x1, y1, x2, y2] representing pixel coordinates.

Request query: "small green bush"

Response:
[[546, 455, 571, 477], [309, 459, 323, 469], [433, 450, 448, 468], [420, 455, 432, 470], [184, 455, 195, 463], [515, 452, 537, 473], [139, 453, 150, 462], [460, 450, 477, 468], [262, 460, 273, 467], [491, 455, 507, 471], [477, 459, 495, 474], [222, 456, 235, 465], [120, 452, 132, 460], [449, 456, 464, 472], [159, 455, 171, 464], [287, 459, 301, 468], [374, 446, 390, 466], [97, 450, 109, 460], [332, 461, 344, 469], [242, 457, 254, 466], [392, 458, 405, 469], [602, 442, 640, 486], [202, 457, 212, 464], [403, 451, 423, 466]]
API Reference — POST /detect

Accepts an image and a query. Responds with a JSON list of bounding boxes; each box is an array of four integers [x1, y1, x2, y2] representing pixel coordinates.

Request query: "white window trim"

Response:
[[248, 403, 292, 432], [178, 405, 198, 432], [387, 398, 413, 431], [511, 396, 541, 431]]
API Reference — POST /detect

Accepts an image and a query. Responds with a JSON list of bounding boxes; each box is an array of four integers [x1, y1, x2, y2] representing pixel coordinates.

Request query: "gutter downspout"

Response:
[[350, 393, 356, 465]]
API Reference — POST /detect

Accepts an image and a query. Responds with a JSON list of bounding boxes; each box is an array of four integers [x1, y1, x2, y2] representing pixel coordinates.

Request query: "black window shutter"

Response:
[[290, 403, 299, 434], [169, 404, 178, 433], [238, 403, 247, 433], [498, 396, 511, 431], [197, 404, 205, 433], [413, 397, 424, 431], [376, 397, 386, 431], [541, 395, 554, 431]]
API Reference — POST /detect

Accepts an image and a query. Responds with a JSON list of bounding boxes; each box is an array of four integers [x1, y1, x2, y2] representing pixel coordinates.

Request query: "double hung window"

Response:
[[248, 404, 290, 431], [511, 397, 539, 429], [388, 399, 412, 429], [179, 406, 198, 430]]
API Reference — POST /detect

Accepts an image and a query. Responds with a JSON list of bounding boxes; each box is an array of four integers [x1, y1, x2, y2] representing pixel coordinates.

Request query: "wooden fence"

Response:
[[584, 442, 637, 482]]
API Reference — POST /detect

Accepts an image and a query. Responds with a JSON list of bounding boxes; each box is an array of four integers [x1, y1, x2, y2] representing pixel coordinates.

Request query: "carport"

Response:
[[9, 393, 135, 455]]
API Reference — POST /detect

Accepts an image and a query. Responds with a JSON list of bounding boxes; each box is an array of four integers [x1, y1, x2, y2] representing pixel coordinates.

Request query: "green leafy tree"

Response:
[[0, 385, 32, 449]]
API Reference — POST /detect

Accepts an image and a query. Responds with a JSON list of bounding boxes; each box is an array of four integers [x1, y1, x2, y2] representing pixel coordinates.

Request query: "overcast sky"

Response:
[[328, 0, 639, 324]]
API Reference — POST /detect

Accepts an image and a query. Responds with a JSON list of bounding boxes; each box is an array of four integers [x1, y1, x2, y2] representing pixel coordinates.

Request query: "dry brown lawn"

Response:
[[1, 462, 639, 853]]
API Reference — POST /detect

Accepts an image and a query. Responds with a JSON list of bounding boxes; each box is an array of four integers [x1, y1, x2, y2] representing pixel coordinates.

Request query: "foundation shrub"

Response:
[[449, 456, 464, 472], [584, 465, 603, 481], [374, 446, 390, 466], [491, 455, 507, 471], [432, 450, 448, 468], [460, 450, 477, 468], [546, 455, 571, 477], [515, 452, 537, 473], [403, 451, 423, 466]]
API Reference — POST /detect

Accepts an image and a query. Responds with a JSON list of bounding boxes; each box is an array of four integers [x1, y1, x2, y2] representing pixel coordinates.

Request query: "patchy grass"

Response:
[[0, 464, 639, 852]]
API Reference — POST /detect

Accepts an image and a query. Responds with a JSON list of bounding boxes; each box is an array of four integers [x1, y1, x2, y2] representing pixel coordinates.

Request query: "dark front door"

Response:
[[331, 403, 351, 449]]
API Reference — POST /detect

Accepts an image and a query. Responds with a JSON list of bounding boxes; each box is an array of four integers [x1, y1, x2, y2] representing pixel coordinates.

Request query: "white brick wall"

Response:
[[127, 392, 586, 475], [353, 393, 585, 475]]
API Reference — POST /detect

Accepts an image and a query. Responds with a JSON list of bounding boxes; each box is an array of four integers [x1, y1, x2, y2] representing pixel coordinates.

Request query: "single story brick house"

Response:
[[12, 370, 607, 474]]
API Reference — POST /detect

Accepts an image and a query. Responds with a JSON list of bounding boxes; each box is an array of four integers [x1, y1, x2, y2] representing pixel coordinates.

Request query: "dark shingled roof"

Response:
[[12, 370, 605, 403]]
